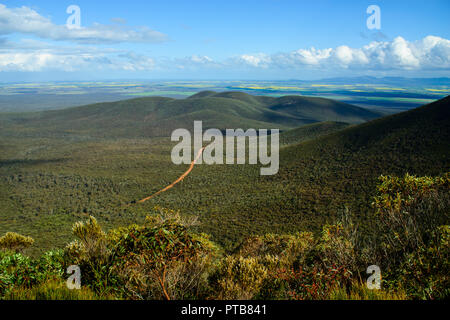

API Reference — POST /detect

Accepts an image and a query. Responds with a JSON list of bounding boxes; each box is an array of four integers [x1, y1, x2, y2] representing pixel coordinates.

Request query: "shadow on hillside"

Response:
[[0, 158, 67, 168]]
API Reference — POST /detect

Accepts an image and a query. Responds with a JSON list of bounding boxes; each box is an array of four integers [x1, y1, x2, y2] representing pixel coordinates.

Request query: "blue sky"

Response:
[[0, 0, 449, 80]]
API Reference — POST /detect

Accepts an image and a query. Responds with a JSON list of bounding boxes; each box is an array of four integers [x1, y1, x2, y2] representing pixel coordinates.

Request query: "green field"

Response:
[[1, 78, 448, 112]]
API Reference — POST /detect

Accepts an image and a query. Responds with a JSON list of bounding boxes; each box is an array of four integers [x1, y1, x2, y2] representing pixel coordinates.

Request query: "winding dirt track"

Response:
[[138, 147, 206, 203]]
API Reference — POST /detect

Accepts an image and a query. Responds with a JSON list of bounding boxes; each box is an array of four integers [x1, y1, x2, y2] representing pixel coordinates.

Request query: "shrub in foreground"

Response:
[[0, 232, 34, 253]]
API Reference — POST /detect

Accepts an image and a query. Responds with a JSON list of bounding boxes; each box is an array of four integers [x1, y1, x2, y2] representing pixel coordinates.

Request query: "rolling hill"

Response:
[[148, 95, 450, 245], [0, 95, 447, 253], [0, 91, 381, 138], [188, 95, 450, 246]]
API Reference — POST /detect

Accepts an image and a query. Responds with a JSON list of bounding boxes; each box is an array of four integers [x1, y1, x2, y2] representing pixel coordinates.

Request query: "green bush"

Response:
[[64, 216, 113, 296], [268, 264, 353, 300], [235, 232, 315, 269], [63, 211, 219, 300], [212, 256, 268, 300], [0, 249, 67, 298], [372, 173, 450, 299], [1, 173, 448, 300], [38, 250, 65, 278], [0, 232, 34, 253], [0, 253, 40, 291], [111, 220, 216, 300], [373, 173, 449, 266], [395, 225, 450, 300]]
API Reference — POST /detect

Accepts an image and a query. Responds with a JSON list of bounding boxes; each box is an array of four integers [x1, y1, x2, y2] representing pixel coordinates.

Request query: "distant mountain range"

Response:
[[289, 76, 450, 86], [2, 76, 448, 86]]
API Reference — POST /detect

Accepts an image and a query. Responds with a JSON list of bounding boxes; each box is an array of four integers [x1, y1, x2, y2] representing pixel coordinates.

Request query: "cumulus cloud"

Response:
[[0, 4, 448, 76], [0, 4, 167, 44], [289, 48, 332, 66], [238, 36, 450, 71], [235, 54, 272, 68], [0, 33, 448, 74], [0, 38, 154, 72], [0, 51, 100, 72], [0, 36, 126, 72], [0, 49, 160, 72]]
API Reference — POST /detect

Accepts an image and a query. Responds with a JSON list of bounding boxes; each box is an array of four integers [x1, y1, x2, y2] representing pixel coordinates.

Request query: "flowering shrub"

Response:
[[271, 264, 353, 300], [373, 173, 449, 261], [0, 173, 448, 300], [0, 232, 34, 253], [212, 256, 268, 300], [373, 173, 450, 299]]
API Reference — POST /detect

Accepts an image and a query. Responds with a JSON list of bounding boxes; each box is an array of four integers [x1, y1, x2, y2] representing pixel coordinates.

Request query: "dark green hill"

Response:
[[262, 96, 450, 232], [270, 96, 379, 123], [143, 96, 449, 246], [280, 121, 351, 146], [0, 91, 381, 138], [155, 96, 449, 245], [205, 91, 276, 106], [187, 91, 218, 99], [282, 95, 450, 160]]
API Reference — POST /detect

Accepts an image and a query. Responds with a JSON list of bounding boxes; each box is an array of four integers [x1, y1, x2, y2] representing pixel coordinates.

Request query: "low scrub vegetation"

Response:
[[0, 173, 448, 300]]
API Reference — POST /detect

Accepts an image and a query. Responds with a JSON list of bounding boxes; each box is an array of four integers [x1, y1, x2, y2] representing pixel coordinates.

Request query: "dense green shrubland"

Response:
[[1, 173, 448, 300], [1, 97, 448, 256]]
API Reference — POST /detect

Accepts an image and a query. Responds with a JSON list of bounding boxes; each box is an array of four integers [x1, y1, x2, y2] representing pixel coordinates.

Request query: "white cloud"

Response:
[[0, 33, 448, 74], [0, 4, 448, 77], [0, 4, 167, 44], [190, 55, 213, 64], [0, 39, 155, 72], [0, 52, 96, 72], [237, 36, 450, 71], [236, 54, 271, 68], [387, 36, 420, 68], [117, 52, 155, 71], [171, 55, 221, 70], [412, 35, 450, 69], [334, 46, 357, 65], [291, 47, 332, 66]]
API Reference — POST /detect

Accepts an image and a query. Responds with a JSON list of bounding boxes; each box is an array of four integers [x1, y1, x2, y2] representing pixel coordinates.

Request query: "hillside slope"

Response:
[[181, 96, 450, 244], [0, 91, 381, 138], [0, 97, 447, 252], [270, 96, 379, 123], [280, 121, 351, 146]]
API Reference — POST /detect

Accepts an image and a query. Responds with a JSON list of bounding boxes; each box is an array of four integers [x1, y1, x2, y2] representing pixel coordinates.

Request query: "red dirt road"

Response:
[[138, 147, 206, 203]]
